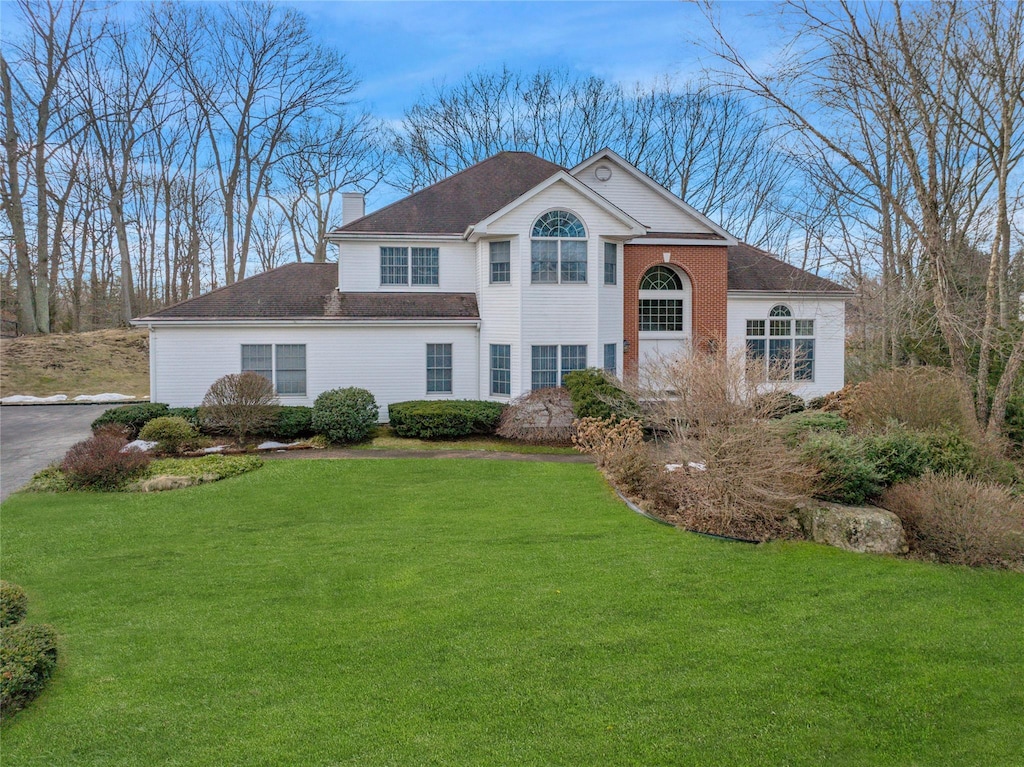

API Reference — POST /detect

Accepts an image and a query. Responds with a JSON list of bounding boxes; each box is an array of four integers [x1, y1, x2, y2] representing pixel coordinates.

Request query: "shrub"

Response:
[[0, 582, 28, 628], [0, 622, 59, 715], [147, 454, 263, 481], [312, 387, 379, 444], [261, 405, 314, 441], [139, 416, 199, 454], [845, 367, 976, 434], [919, 429, 980, 476], [91, 402, 170, 438], [166, 407, 201, 429], [753, 391, 805, 419], [1003, 395, 1024, 451], [496, 388, 575, 444], [802, 433, 882, 505], [563, 369, 641, 421], [573, 417, 673, 510], [61, 427, 151, 490], [775, 411, 849, 446], [199, 372, 280, 444], [24, 466, 70, 493], [388, 400, 505, 439], [862, 428, 931, 486], [573, 417, 645, 469], [882, 475, 1024, 569]]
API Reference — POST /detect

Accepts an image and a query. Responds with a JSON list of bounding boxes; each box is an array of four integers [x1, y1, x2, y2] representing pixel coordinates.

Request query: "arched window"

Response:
[[639, 265, 685, 332], [531, 210, 587, 284], [746, 304, 815, 381]]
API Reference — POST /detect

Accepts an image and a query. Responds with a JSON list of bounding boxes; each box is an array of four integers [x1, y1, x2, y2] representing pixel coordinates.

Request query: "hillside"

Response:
[[0, 328, 150, 399]]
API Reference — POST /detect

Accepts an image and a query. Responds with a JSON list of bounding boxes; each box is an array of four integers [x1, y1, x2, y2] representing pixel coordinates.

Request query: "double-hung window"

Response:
[[604, 343, 617, 375], [380, 246, 439, 286], [241, 344, 306, 396], [745, 305, 815, 382], [426, 343, 452, 394], [490, 344, 511, 396], [603, 242, 617, 285], [531, 210, 587, 284], [531, 344, 587, 389], [490, 241, 511, 284]]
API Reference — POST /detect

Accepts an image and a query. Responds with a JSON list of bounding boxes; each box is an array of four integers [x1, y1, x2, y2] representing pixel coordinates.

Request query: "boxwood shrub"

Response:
[[388, 400, 505, 439], [0, 581, 28, 628], [139, 416, 199, 454], [1, 622, 59, 716], [562, 369, 641, 422], [91, 402, 170, 438], [260, 405, 314, 441], [312, 388, 379, 444]]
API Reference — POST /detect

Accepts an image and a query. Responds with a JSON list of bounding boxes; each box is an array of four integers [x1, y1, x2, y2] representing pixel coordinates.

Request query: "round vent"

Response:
[[594, 165, 612, 182]]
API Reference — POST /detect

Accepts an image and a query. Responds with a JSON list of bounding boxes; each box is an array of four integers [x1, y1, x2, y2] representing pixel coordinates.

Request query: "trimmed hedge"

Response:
[[312, 388, 379, 444], [91, 402, 170, 438], [0, 581, 28, 628], [562, 369, 641, 422], [261, 405, 314, 441], [388, 400, 505, 439], [1, 622, 59, 715], [139, 416, 199, 454]]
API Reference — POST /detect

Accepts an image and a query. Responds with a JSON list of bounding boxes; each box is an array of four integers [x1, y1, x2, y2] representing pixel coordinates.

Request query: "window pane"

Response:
[[746, 319, 765, 337], [560, 345, 587, 384], [639, 265, 682, 290], [411, 247, 439, 286], [769, 318, 792, 336], [490, 344, 511, 396], [241, 344, 272, 382], [531, 345, 558, 390], [746, 338, 766, 381], [560, 240, 587, 283], [604, 242, 617, 285], [532, 210, 585, 238], [380, 247, 408, 285], [795, 319, 814, 336], [426, 343, 452, 393], [639, 299, 684, 332], [769, 304, 792, 317], [489, 241, 511, 284], [769, 339, 793, 381], [275, 344, 306, 395], [531, 240, 558, 284], [604, 343, 616, 375], [795, 339, 815, 381]]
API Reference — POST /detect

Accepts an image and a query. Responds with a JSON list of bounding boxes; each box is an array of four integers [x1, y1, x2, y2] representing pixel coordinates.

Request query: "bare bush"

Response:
[[61, 426, 151, 490], [882, 475, 1024, 570], [846, 368, 978, 436], [199, 373, 279, 444], [573, 417, 644, 468], [497, 388, 575, 444]]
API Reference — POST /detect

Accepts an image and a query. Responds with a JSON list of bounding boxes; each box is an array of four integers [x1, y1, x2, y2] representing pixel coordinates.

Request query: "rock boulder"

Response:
[[796, 501, 908, 555]]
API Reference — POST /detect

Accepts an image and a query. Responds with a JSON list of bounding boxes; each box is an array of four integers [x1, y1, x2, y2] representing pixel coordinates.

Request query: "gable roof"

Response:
[[334, 152, 565, 235], [134, 263, 479, 322], [727, 243, 850, 294]]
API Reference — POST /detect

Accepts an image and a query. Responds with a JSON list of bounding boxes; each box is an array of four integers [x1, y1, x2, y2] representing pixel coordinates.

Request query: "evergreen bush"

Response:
[[312, 388, 379, 444]]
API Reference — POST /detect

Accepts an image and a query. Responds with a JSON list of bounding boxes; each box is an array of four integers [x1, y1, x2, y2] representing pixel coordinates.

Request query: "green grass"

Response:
[[352, 425, 577, 454], [1, 460, 1022, 766]]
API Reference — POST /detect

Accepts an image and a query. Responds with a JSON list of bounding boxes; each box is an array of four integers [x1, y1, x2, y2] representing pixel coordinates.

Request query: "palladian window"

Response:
[[638, 265, 684, 332], [531, 210, 587, 284]]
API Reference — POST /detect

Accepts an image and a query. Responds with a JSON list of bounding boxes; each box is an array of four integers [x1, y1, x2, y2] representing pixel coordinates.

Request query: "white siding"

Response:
[[726, 295, 846, 399], [573, 158, 716, 234], [149, 323, 480, 419], [477, 236, 522, 400], [336, 238, 476, 292]]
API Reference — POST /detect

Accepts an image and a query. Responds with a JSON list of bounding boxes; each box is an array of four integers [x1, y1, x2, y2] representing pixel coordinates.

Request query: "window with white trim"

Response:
[[604, 242, 617, 285], [490, 241, 511, 284], [380, 246, 439, 286], [490, 344, 511, 396], [531, 210, 587, 284], [426, 343, 452, 393], [746, 305, 814, 381], [604, 343, 617, 375], [639, 265, 684, 332], [241, 344, 306, 396], [531, 344, 587, 389]]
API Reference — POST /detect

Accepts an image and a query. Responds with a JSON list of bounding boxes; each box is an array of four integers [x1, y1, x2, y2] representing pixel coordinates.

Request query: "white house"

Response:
[[134, 149, 850, 416]]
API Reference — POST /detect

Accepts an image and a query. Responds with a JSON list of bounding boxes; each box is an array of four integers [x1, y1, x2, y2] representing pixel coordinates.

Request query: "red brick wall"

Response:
[[623, 244, 729, 379]]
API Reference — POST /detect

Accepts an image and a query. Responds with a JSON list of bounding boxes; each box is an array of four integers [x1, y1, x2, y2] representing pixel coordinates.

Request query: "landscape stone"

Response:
[[796, 500, 908, 555]]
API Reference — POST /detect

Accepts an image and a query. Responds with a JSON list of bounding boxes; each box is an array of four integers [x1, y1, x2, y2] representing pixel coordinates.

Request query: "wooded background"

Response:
[[2, 0, 1022, 432]]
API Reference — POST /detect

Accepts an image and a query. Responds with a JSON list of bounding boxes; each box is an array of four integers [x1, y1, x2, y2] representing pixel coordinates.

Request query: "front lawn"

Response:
[[1, 460, 1021, 766]]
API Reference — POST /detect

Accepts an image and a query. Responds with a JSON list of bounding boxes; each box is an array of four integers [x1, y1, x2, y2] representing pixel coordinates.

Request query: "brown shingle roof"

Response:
[[336, 152, 565, 234], [727, 243, 849, 293], [136, 263, 479, 321]]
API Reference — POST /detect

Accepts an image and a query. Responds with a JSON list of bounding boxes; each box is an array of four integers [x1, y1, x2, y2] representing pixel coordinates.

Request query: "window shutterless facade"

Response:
[[604, 242, 617, 285], [426, 343, 452, 394], [531, 210, 587, 284], [745, 305, 814, 382], [241, 344, 306, 396], [604, 343, 617, 375], [380, 246, 439, 286], [489, 241, 511, 284], [531, 344, 587, 389], [490, 344, 511, 396]]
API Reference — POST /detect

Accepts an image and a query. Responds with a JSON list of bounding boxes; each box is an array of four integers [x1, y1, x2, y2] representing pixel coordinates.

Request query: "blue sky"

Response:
[[293, 1, 776, 120]]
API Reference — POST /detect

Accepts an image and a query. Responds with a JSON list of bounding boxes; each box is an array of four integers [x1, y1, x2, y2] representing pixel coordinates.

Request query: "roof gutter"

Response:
[[326, 232, 464, 242], [727, 289, 855, 298], [131, 318, 482, 328]]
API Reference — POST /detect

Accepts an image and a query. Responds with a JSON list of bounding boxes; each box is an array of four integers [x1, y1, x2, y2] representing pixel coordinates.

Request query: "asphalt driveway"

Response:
[[0, 404, 111, 500]]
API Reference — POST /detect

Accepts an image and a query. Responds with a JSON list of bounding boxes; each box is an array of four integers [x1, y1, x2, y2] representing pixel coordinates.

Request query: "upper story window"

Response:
[[531, 210, 587, 284], [604, 242, 617, 285], [380, 246, 439, 286], [746, 304, 815, 381], [489, 241, 511, 284], [639, 265, 685, 332]]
